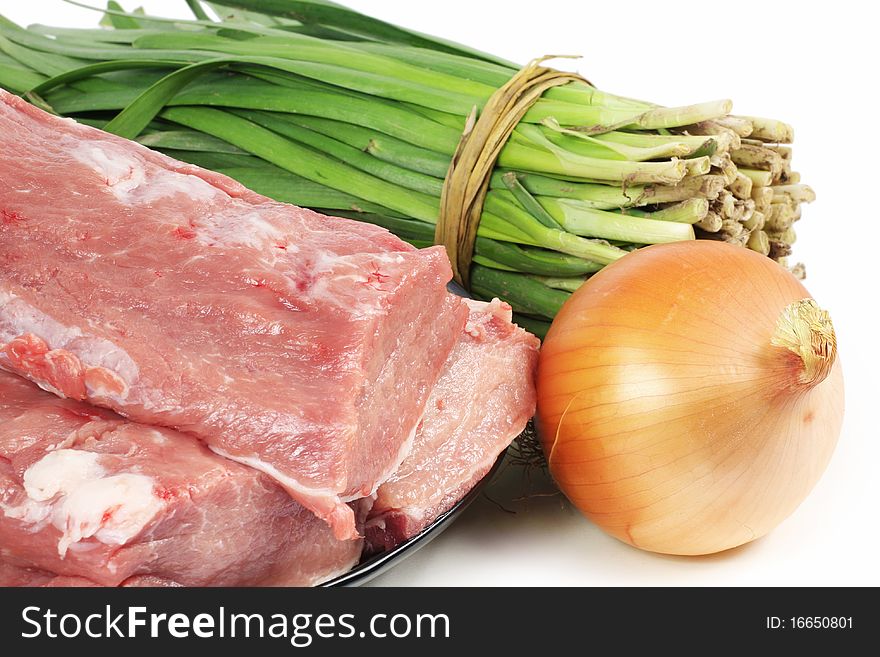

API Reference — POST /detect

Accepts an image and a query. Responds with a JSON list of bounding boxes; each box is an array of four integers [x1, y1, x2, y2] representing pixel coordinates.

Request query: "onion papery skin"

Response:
[[536, 241, 844, 555]]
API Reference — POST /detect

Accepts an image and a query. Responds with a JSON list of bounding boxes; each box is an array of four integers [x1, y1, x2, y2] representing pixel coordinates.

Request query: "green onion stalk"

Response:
[[0, 1, 815, 337]]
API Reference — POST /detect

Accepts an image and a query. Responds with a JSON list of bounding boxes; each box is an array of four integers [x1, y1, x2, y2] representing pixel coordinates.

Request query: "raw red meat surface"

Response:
[[0, 371, 363, 587], [0, 88, 467, 539], [365, 300, 539, 553]]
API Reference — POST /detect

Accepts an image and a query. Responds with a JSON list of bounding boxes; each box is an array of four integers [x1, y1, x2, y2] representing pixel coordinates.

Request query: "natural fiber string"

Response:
[[435, 58, 589, 288]]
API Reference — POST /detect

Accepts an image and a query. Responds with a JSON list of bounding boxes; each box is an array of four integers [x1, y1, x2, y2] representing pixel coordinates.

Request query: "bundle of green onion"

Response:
[[0, 1, 814, 336]]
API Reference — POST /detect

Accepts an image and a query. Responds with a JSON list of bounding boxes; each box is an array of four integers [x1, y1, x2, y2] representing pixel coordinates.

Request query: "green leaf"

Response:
[[185, 0, 213, 21], [30, 59, 179, 95], [102, 1, 142, 30], [206, 0, 514, 66], [105, 59, 234, 138]]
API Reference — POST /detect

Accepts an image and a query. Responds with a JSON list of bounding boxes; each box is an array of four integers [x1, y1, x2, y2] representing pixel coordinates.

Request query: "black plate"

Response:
[[322, 450, 506, 587]]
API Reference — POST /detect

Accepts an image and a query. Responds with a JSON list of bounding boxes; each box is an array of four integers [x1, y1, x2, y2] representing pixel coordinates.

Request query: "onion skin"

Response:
[[536, 241, 844, 555]]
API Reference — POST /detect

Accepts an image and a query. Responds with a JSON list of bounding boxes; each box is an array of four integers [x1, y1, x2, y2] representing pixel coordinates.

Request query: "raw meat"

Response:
[[365, 299, 539, 553], [0, 371, 363, 587], [0, 562, 184, 587], [0, 562, 94, 587], [0, 88, 467, 539]]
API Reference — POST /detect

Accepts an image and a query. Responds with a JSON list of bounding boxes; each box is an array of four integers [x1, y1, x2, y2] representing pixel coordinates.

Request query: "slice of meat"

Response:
[[0, 563, 106, 587], [0, 371, 362, 587], [0, 88, 467, 539], [365, 299, 539, 553]]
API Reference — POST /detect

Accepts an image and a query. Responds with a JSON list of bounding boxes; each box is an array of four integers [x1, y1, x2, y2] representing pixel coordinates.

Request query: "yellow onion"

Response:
[[536, 241, 844, 555]]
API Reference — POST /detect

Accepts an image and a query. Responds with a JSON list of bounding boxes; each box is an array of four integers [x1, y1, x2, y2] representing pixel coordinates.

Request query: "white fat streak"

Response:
[[48, 420, 117, 452], [70, 141, 219, 204], [2, 449, 162, 558], [23, 449, 104, 502], [56, 473, 162, 557], [208, 446, 338, 501], [195, 212, 284, 250], [2, 498, 51, 526], [70, 144, 145, 199], [313, 251, 405, 273], [211, 409, 421, 506], [0, 290, 138, 395], [145, 429, 168, 445], [20, 374, 67, 400], [343, 419, 421, 503], [305, 251, 408, 316], [0, 290, 80, 347]]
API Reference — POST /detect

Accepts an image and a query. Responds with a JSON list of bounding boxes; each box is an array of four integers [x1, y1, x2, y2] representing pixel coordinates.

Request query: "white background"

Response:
[[4, 1, 877, 586]]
